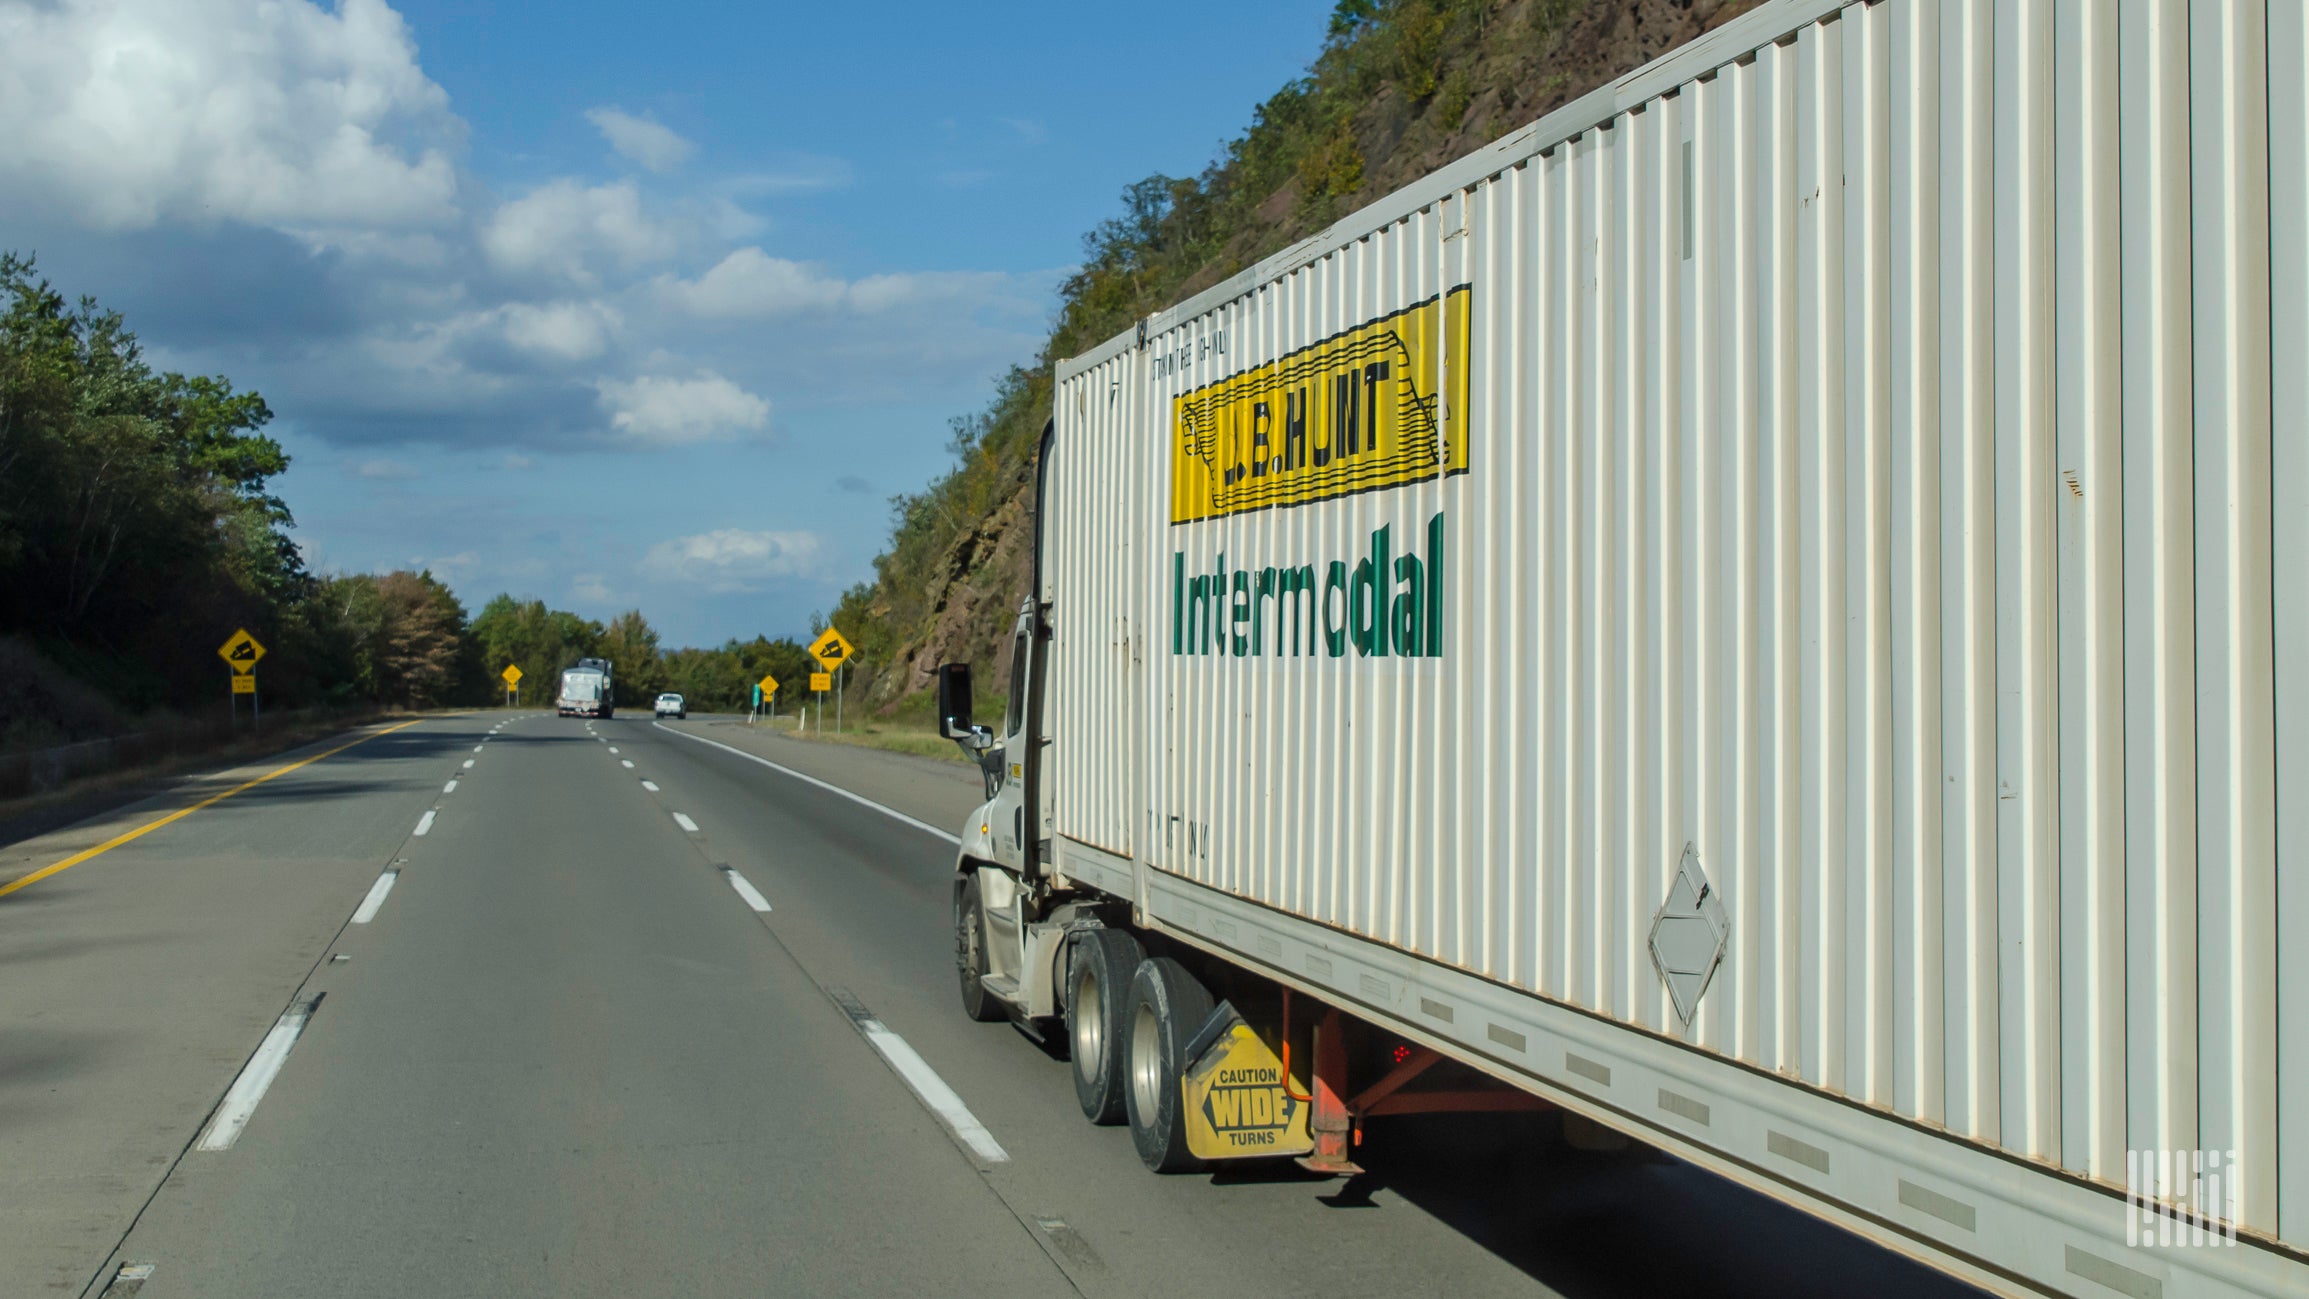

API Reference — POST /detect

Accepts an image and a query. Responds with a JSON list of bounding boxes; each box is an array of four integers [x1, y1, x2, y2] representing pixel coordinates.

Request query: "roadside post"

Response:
[[808, 627, 854, 734], [501, 663, 523, 710], [218, 628, 266, 734]]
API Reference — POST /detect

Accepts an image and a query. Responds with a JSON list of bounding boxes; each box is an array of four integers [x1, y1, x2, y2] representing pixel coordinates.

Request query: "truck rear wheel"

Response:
[[1066, 928, 1143, 1125], [954, 874, 1006, 1022], [1123, 956, 1213, 1173]]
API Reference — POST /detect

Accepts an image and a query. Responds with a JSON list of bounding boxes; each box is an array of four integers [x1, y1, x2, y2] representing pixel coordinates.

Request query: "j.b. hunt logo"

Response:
[[2126, 1149, 2240, 1248], [1168, 288, 1471, 525], [1171, 512, 1445, 659]]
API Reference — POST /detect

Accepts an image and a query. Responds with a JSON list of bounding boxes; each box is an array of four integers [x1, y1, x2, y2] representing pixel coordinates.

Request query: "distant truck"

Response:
[[932, 2, 2306, 1297], [556, 658, 613, 718]]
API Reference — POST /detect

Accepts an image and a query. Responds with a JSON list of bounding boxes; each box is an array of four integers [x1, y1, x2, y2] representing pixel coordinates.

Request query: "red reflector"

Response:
[[1391, 1043, 1412, 1065]]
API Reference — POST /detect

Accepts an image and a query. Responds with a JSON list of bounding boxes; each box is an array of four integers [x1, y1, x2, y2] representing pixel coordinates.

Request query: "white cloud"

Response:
[[481, 179, 676, 284], [571, 573, 615, 603], [0, 0, 460, 232], [595, 370, 768, 446], [354, 458, 419, 479], [642, 528, 823, 591], [660, 248, 845, 317], [659, 247, 1028, 320], [498, 299, 621, 363], [847, 268, 1020, 313], [585, 105, 694, 173], [724, 155, 852, 195]]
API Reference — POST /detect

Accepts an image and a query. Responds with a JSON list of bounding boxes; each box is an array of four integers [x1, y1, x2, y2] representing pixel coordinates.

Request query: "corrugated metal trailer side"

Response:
[[1048, 0, 2307, 1294], [1045, 336, 1148, 867]]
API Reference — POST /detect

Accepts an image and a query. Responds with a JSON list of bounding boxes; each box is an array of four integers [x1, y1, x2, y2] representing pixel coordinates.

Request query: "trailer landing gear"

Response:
[[1291, 998, 1554, 1178]]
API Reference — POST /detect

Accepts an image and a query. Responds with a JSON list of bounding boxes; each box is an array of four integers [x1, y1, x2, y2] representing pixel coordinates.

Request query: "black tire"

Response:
[[1066, 928, 1144, 1125], [955, 873, 1006, 1022], [1123, 956, 1214, 1173]]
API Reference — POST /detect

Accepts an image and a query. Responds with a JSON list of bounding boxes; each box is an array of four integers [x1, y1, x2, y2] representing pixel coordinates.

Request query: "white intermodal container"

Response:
[[1043, 1, 2307, 1294]]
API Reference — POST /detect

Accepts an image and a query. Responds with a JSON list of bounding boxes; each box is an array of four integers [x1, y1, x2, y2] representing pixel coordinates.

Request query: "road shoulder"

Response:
[[651, 715, 985, 833]]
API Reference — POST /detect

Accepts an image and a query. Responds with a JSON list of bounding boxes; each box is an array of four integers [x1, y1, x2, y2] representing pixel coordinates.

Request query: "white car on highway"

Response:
[[653, 692, 686, 719]]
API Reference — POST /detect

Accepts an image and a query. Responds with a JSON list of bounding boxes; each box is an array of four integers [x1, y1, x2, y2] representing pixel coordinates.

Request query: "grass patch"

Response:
[[764, 709, 976, 764]]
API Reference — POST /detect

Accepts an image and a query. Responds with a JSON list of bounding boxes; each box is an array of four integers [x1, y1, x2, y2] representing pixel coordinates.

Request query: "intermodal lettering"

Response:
[[1172, 511, 1446, 660]]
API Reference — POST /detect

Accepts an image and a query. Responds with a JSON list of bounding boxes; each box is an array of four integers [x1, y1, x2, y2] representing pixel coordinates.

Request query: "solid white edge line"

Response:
[[860, 1019, 1008, 1163], [721, 867, 773, 912], [641, 780, 659, 792], [652, 723, 962, 845], [350, 869, 400, 924], [413, 810, 436, 837], [443, 779, 457, 793], [672, 812, 699, 833], [196, 1000, 316, 1151]]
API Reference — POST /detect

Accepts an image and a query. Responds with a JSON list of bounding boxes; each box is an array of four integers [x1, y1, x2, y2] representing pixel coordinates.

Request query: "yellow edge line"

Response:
[[0, 719, 427, 900]]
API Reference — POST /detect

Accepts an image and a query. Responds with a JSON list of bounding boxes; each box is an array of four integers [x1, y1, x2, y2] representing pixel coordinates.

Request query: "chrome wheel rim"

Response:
[[1072, 964, 1104, 1068], [1129, 1002, 1163, 1121]]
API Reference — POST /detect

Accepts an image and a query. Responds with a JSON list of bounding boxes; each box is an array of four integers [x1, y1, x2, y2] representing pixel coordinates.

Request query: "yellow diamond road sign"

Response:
[[809, 671, 832, 693], [758, 674, 779, 697], [501, 664, 524, 685], [808, 627, 854, 672], [218, 628, 266, 673]]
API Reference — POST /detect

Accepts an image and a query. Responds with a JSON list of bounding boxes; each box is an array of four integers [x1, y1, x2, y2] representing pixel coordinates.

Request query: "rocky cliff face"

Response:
[[853, 0, 1761, 711]]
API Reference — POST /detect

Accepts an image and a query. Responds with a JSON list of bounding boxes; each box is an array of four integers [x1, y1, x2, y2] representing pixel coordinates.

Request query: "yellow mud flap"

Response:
[[1180, 1004, 1314, 1161]]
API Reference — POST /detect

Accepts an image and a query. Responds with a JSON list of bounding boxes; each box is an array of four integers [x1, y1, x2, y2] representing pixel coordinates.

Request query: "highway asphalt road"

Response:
[[0, 711, 1986, 1298]]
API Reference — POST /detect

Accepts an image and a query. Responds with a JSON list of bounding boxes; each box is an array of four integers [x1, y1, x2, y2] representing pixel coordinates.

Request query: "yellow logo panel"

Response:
[[1170, 285, 1470, 525]]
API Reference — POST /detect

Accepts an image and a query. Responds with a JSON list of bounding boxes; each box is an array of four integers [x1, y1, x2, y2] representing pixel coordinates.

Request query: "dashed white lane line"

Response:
[[858, 1016, 1008, 1164], [652, 723, 961, 845], [621, 760, 635, 769], [641, 781, 659, 792], [413, 810, 436, 837], [608, 746, 619, 754], [197, 996, 319, 1151], [350, 870, 400, 924], [473, 745, 483, 753], [721, 867, 773, 912], [671, 812, 700, 833], [462, 759, 475, 770], [443, 779, 458, 793]]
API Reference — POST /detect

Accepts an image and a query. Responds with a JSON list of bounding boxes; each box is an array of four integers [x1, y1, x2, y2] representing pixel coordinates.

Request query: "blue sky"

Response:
[[0, 0, 1336, 647]]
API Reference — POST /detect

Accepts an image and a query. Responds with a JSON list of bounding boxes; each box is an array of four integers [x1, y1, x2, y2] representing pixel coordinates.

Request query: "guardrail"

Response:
[[0, 709, 371, 802]]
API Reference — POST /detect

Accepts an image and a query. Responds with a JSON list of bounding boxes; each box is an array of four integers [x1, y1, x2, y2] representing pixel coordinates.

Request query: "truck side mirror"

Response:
[[937, 662, 974, 740]]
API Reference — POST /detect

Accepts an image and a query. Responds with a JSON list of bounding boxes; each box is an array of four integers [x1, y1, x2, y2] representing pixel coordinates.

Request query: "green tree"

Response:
[[598, 609, 664, 705]]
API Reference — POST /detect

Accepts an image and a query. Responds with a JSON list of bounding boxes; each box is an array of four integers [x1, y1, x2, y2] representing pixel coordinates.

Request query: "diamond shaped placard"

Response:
[[1648, 844, 1729, 1026]]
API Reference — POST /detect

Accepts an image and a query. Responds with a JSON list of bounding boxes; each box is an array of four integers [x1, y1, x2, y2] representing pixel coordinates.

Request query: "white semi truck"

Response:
[[557, 658, 614, 718], [933, 2, 2307, 1296]]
